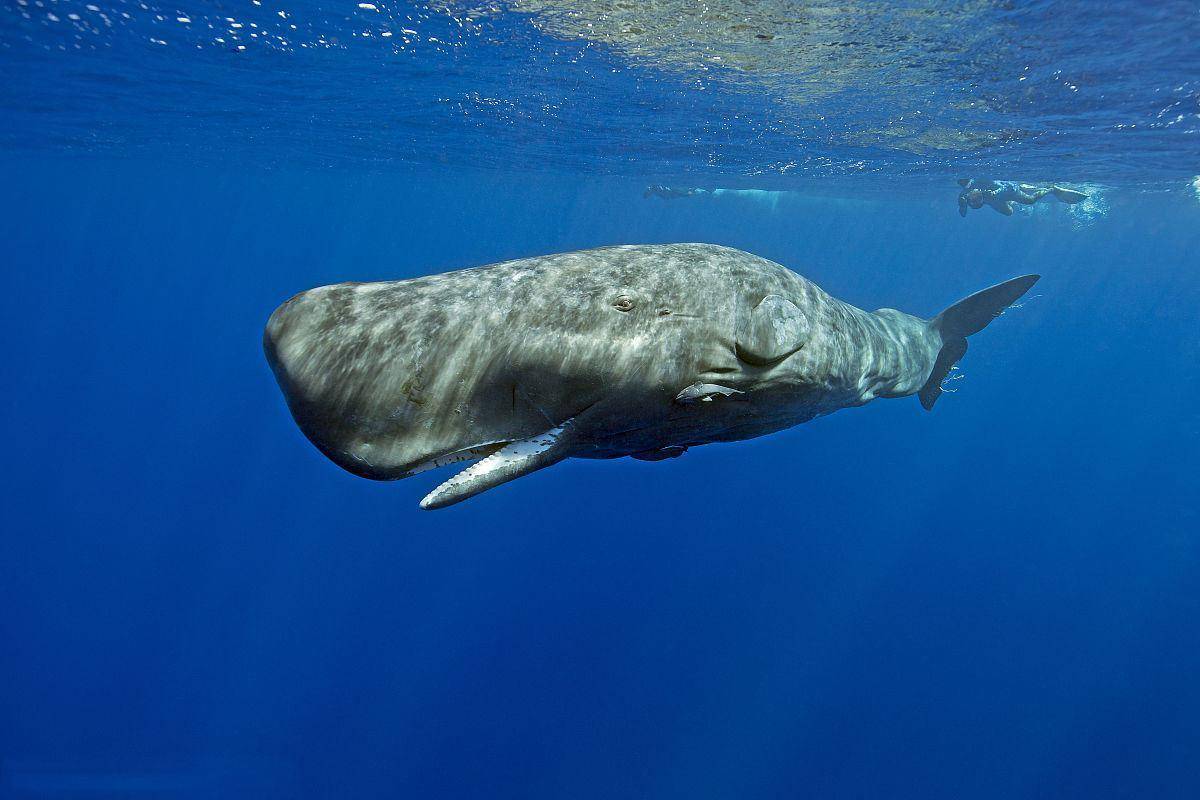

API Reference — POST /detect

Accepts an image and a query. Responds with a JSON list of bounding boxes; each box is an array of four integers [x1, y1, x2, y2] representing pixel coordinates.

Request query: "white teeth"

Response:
[[422, 450, 509, 506]]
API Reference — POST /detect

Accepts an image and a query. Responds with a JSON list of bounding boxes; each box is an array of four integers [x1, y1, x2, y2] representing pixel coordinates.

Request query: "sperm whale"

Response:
[[264, 243, 1037, 508]]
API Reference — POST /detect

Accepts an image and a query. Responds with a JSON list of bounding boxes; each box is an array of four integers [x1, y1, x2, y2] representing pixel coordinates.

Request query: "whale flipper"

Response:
[[675, 382, 746, 404], [736, 294, 810, 366], [919, 274, 1040, 411], [419, 422, 575, 510]]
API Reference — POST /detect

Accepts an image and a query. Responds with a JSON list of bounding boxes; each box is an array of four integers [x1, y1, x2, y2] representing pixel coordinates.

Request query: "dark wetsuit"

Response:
[[958, 179, 1087, 217]]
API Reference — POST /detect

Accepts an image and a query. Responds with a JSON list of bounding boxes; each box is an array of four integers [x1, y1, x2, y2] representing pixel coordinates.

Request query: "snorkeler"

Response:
[[957, 179, 1088, 217], [643, 185, 710, 200]]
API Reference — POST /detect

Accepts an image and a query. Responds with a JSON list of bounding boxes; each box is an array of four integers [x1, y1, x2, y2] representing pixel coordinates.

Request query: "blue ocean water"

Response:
[[3, 2, 1200, 798]]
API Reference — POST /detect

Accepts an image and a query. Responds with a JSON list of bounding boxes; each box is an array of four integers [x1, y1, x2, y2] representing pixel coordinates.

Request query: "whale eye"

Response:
[[612, 295, 634, 312]]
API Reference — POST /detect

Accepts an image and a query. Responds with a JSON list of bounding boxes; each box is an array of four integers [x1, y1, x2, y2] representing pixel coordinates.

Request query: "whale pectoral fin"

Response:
[[674, 382, 746, 405], [736, 294, 810, 366], [419, 422, 575, 510]]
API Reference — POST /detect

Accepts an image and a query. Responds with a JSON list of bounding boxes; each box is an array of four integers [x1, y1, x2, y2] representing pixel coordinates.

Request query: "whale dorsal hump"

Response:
[[736, 294, 810, 367]]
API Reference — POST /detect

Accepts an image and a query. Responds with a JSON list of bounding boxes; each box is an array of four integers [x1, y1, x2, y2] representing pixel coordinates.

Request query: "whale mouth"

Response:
[[399, 441, 508, 478], [417, 421, 578, 510]]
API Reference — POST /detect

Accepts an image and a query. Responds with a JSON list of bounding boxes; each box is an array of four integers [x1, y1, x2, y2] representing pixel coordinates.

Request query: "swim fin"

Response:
[[1051, 186, 1088, 204]]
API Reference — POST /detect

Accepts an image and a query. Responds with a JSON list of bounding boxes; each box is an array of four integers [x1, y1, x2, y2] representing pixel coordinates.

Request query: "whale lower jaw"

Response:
[[400, 442, 508, 478], [417, 422, 576, 510]]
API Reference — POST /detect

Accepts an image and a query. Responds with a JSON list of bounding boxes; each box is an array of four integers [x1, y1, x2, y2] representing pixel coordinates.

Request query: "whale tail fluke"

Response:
[[918, 274, 1040, 411]]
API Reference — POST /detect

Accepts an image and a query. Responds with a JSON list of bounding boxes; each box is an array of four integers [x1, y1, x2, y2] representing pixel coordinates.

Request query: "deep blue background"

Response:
[[2, 158, 1198, 798]]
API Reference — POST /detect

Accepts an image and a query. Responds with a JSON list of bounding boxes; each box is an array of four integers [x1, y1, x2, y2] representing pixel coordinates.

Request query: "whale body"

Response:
[[264, 244, 1037, 508]]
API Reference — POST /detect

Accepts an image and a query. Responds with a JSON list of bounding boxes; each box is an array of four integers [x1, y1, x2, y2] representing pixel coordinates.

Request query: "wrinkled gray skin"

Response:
[[265, 244, 1033, 508]]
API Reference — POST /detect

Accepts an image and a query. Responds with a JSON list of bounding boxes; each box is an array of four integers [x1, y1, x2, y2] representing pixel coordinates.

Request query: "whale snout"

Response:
[[263, 285, 348, 386], [264, 291, 304, 369], [263, 287, 346, 435], [264, 289, 317, 367], [263, 284, 449, 482]]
